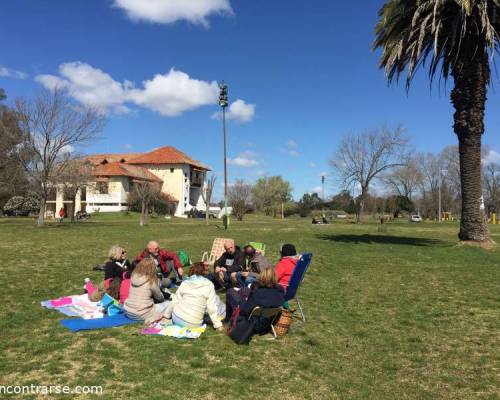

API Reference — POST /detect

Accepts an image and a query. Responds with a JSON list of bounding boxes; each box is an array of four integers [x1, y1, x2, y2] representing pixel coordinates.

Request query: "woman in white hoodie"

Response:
[[165, 262, 225, 331]]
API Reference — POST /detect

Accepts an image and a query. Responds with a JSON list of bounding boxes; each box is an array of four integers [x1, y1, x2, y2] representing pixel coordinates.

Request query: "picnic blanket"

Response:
[[142, 322, 206, 339], [60, 314, 139, 332], [41, 294, 104, 319]]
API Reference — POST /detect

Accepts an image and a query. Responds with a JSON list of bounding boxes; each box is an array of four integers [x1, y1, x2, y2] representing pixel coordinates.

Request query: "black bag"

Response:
[[229, 318, 256, 345]]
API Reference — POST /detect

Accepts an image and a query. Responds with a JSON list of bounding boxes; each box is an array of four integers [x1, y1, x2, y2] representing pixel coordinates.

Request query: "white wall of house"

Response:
[[53, 163, 208, 217], [86, 177, 129, 214]]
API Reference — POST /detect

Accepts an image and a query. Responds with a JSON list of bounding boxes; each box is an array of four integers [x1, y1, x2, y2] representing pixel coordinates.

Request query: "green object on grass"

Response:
[[177, 250, 191, 267], [248, 242, 266, 255]]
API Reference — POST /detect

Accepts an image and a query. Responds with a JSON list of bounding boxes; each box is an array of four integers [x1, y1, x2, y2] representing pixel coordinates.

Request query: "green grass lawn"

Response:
[[0, 214, 499, 399]]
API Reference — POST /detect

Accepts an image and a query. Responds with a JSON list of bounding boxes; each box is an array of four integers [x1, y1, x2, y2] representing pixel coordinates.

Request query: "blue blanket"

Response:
[[60, 314, 139, 332]]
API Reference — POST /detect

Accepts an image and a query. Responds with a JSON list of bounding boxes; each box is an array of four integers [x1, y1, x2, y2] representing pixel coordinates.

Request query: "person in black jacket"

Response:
[[236, 267, 285, 334], [212, 241, 244, 288], [104, 245, 132, 282]]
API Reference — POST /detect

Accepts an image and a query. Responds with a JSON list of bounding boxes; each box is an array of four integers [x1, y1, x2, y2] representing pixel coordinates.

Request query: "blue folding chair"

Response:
[[284, 253, 312, 322]]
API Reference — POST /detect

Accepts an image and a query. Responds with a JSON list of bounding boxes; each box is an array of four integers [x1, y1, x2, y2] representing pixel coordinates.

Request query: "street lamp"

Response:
[[219, 81, 229, 230], [438, 169, 447, 222]]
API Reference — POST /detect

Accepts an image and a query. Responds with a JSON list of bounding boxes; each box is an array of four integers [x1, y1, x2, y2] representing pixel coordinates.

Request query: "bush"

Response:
[[3, 193, 40, 216]]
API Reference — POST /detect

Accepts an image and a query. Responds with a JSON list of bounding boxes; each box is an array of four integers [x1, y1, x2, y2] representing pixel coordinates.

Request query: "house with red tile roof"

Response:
[[45, 146, 210, 217]]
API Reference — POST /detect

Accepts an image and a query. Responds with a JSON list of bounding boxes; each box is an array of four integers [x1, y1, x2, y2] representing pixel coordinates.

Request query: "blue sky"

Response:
[[1, 0, 499, 200]]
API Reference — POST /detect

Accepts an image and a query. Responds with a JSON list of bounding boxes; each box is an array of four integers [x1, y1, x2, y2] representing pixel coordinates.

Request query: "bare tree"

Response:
[[382, 155, 422, 200], [228, 179, 253, 221], [133, 181, 162, 227], [57, 158, 95, 222], [483, 162, 500, 214], [201, 175, 216, 225], [330, 126, 408, 222], [14, 89, 105, 226]]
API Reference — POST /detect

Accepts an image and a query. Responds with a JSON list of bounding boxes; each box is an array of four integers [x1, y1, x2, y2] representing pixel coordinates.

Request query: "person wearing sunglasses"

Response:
[[104, 245, 132, 281]]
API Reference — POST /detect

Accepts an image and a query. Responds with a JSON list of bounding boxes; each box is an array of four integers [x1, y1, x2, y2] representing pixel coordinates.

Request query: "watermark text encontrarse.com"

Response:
[[0, 385, 103, 396]]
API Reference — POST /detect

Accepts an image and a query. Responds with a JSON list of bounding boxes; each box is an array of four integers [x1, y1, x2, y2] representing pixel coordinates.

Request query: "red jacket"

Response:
[[135, 248, 182, 274], [274, 256, 298, 289]]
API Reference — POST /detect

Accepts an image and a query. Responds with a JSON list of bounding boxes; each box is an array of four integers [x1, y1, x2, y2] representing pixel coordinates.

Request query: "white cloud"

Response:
[[228, 151, 259, 167], [483, 150, 500, 166], [123, 143, 133, 150], [113, 0, 232, 26], [36, 62, 221, 117], [212, 99, 255, 123], [287, 149, 299, 157], [256, 170, 266, 176], [0, 66, 28, 79], [128, 69, 218, 116], [309, 162, 316, 168], [60, 144, 75, 154], [287, 139, 297, 148], [311, 186, 322, 193], [36, 62, 130, 114]]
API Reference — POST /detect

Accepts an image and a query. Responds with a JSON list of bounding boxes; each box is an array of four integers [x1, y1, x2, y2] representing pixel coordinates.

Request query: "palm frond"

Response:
[[374, 0, 500, 89]]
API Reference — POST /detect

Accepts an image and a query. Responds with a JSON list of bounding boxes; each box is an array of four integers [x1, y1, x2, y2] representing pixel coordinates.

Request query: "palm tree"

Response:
[[374, 0, 500, 242]]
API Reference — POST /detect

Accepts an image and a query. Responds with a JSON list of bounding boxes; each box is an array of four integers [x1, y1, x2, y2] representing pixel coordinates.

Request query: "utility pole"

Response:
[[219, 81, 229, 230], [321, 174, 325, 202]]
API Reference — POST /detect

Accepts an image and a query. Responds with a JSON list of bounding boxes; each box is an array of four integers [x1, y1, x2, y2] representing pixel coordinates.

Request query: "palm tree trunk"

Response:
[[451, 49, 490, 242]]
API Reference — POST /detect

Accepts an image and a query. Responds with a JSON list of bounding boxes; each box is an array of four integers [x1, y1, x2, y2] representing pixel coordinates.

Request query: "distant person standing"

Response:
[[58, 207, 65, 223]]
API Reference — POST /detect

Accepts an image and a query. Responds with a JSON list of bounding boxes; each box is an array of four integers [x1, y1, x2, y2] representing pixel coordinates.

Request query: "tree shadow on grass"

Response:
[[317, 234, 444, 247]]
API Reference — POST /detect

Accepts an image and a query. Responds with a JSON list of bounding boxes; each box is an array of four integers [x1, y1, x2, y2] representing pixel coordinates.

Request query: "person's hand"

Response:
[[215, 326, 225, 333], [221, 267, 227, 272], [215, 266, 221, 273]]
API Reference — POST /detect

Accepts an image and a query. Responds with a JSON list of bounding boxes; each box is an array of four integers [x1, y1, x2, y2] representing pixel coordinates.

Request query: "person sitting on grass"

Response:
[[227, 267, 285, 334], [274, 244, 299, 291], [164, 262, 225, 332], [234, 244, 270, 288], [213, 241, 244, 289], [105, 245, 132, 282], [135, 240, 184, 289], [124, 259, 171, 323]]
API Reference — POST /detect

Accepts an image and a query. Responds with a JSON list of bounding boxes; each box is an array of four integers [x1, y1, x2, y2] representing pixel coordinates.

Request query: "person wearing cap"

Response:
[[233, 244, 270, 288], [274, 244, 299, 290]]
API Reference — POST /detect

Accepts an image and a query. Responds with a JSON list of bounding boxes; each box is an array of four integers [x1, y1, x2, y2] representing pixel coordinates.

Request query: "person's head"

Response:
[[224, 241, 235, 255], [280, 244, 297, 258], [108, 245, 126, 261], [147, 241, 160, 256], [259, 267, 278, 288], [133, 258, 157, 284], [244, 245, 256, 259], [188, 262, 208, 277]]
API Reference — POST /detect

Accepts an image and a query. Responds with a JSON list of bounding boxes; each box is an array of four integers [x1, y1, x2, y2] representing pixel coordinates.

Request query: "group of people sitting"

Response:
[[93, 240, 301, 335]]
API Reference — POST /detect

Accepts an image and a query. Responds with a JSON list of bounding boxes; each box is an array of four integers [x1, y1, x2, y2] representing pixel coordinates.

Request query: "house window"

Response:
[[80, 187, 87, 201], [47, 187, 56, 201], [170, 168, 174, 173], [97, 182, 108, 194]]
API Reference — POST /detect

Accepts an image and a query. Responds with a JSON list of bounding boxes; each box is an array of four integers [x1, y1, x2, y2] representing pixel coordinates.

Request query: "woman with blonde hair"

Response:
[[226, 267, 285, 334], [104, 246, 132, 280], [124, 258, 170, 322]]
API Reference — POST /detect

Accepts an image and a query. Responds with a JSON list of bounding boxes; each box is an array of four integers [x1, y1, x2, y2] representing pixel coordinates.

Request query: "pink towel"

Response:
[[50, 297, 73, 307]]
